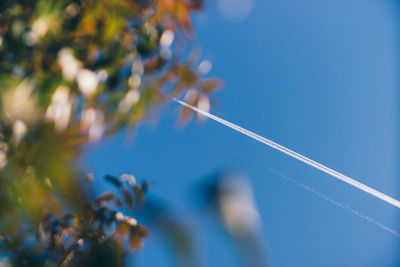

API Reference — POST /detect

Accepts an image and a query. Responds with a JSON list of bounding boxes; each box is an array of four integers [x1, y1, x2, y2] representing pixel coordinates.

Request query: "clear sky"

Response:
[[85, 1, 400, 266]]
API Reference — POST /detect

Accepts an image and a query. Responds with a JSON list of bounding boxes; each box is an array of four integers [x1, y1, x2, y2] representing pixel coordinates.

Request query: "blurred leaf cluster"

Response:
[[0, 0, 222, 266]]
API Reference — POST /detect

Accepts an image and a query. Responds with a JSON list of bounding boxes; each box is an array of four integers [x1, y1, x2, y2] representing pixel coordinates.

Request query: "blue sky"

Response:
[[85, 1, 400, 266]]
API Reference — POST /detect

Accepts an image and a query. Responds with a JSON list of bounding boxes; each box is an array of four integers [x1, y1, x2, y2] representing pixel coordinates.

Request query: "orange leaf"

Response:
[[202, 78, 223, 92]]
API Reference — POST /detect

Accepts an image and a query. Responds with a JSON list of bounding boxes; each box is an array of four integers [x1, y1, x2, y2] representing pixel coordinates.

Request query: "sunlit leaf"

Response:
[[201, 78, 223, 92], [129, 225, 150, 250]]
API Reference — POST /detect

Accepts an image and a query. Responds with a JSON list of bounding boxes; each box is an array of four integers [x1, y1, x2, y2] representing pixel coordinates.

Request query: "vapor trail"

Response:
[[174, 98, 400, 209], [204, 135, 400, 237], [271, 168, 400, 237]]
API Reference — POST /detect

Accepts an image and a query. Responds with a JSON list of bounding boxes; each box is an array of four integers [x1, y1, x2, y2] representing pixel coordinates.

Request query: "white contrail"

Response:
[[204, 135, 400, 237], [174, 98, 400, 209], [271, 168, 400, 237]]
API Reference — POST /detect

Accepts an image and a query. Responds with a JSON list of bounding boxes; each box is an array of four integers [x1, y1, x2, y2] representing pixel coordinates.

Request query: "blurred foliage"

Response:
[[196, 171, 269, 267], [0, 0, 222, 266]]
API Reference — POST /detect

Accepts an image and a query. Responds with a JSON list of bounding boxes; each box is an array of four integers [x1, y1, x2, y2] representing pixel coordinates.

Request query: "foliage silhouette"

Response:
[[0, 0, 222, 266]]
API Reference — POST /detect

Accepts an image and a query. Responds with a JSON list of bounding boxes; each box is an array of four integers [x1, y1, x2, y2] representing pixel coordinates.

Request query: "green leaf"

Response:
[[105, 175, 122, 188]]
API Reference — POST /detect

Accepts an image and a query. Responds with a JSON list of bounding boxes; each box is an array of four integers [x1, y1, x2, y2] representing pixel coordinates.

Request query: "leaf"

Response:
[[141, 181, 149, 193], [133, 185, 145, 207], [94, 192, 115, 204], [201, 78, 223, 92], [105, 175, 122, 188], [114, 222, 130, 236], [122, 189, 134, 210], [129, 225, 150, 250]]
